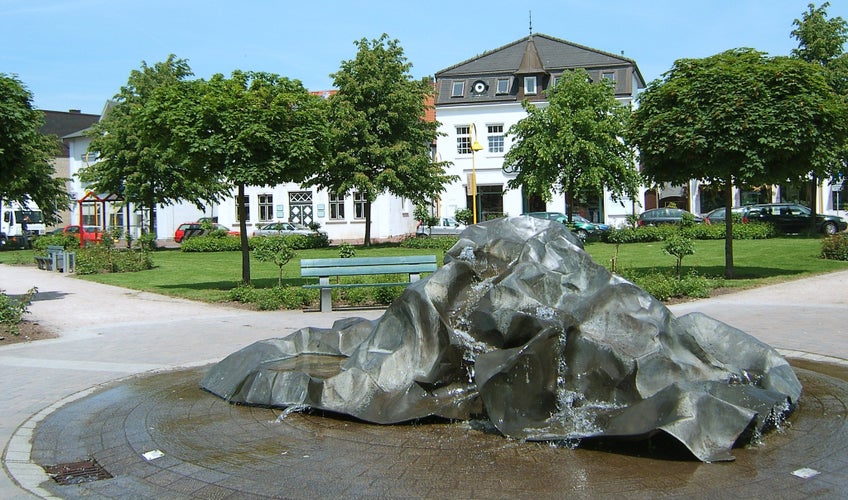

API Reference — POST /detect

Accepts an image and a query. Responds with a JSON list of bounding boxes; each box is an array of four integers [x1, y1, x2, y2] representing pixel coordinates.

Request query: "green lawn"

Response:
[[2, 237, 846, 303]]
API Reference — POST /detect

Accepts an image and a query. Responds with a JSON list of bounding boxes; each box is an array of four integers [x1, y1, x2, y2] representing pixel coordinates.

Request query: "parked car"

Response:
[[175, 222, 238, 243], [252, 222, 314, 237], [416, 217, 466, 237], [637, 208, 704, 226], [523, 211, 599, 241], [744, 203, 847, 234], [53, 225, 103, 243], [573, 214, 610, 233], [702, 207, 752, 225]]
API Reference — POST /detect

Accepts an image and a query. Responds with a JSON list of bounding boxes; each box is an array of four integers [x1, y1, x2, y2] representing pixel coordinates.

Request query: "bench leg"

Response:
[[319, 277, 333, 313]]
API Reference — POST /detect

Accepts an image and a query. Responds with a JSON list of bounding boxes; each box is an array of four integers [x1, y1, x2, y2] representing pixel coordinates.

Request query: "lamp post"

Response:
[[470, 124, 483, 223]]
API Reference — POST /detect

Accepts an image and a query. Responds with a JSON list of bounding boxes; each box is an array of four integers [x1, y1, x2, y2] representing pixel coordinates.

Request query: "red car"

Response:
[[174, 222, 239, 243], [58, 225, 103, 243]]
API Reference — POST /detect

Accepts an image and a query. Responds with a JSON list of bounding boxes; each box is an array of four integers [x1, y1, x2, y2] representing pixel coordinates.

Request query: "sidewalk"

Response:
[[1, 263, 847, 498], [0, 264, 382, 498]]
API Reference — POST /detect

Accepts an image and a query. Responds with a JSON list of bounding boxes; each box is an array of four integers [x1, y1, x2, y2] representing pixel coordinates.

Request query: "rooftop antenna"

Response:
[[529, 11, 533, 35]]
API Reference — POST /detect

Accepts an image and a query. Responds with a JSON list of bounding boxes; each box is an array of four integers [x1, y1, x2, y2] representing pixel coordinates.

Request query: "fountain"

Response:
[[201, 216, 802, 462]]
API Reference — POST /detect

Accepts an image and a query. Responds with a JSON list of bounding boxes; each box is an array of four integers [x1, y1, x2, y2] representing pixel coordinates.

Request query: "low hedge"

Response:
[[821, 233, 848, 261], [180, 232, 330, 252], [603, 222, 775, 244], [400, 235, 459, 251]]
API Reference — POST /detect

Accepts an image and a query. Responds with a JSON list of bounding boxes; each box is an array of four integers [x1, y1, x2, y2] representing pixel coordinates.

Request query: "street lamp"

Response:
[[470, 124, 483, 223]]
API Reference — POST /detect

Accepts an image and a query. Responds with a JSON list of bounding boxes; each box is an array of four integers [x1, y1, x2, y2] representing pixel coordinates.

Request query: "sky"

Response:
[[2, 0, 846, 116]]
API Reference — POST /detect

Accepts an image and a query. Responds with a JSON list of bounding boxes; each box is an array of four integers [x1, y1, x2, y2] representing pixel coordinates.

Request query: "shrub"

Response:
[[338, 242, 356, 258], [180, 235, 241, 252], [400, 235, 458, 251], [821, 233, 848, 261], [227, 283, 316, 310], [33, 234, 78, 253], [0, 286, 37, 336], [603, 222, 775, 243], [454, 208, 473, 226], [663, 234, 694, 278], [619, 269, 723, 302], [252, 236, 296, 286], [74, 245, 154, 275]]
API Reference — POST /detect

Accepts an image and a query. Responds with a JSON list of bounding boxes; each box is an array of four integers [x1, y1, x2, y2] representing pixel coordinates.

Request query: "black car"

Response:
[[637, 208, 703, 226], [745, 203, 847, 234], [702, 207, 751, 225]]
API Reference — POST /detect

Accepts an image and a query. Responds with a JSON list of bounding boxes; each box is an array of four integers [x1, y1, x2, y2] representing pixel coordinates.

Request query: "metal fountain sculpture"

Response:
[[202, 217, 802, 462]]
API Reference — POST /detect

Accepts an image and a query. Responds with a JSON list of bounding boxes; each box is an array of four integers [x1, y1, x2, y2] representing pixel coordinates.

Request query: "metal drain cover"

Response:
[[44, 459, 112, 485]]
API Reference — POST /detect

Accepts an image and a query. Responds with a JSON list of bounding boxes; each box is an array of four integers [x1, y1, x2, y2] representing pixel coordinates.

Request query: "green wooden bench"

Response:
[[35, 245, 75, 273], [301, 255, 437, 312]]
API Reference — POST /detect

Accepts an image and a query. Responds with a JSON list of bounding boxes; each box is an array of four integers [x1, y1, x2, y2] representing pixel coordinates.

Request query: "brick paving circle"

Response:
[[31, 360, 848, 498]]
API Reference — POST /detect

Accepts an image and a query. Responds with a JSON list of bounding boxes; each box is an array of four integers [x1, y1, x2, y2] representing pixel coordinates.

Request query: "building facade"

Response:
[[433, 33, 646, 227]]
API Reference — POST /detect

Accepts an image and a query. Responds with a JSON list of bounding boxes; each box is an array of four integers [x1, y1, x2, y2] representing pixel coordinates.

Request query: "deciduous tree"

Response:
[[502, 69, 638, 223], [0, 74, 65, 223], [81, 56, 222, 234], [173, 71, 328, 284], [310, 34, 455, 246], [791, 2, 848, 228], [629, 48, 848, 278]]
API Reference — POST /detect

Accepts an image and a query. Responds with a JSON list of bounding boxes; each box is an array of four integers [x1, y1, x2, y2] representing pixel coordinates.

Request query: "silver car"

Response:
[[252, 222, 314, 237], [416, 217, 465, 237]]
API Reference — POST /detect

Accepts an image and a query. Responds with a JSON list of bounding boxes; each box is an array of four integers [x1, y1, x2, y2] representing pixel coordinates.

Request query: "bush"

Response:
[[821, 233, 848, 260], [338, 242, 356, 258], [180, 233, 330, 253], [227, 283, 317, 310], [400, 235, 458, 251], [179, 235, 241, 252], [603, 222, 775, 243], [619, 269, 722, 302], [32, 234, 79, 253], [0, 286, 37, 336], [74, 245, 154, 275]]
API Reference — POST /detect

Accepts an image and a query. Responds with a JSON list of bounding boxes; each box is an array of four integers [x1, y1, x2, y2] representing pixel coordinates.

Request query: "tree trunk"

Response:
[[723, 177, 734, 279], [237, 183, 251, 285], [565, 189, 573, 223], [146, 185, 156, 235], [364, 199, 372, 246], [809, 173, 818, 234]]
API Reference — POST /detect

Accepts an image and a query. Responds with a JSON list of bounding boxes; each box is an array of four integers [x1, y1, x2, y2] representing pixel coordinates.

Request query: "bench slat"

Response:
[[301, 262, 436, 277], [300, 255, 437, 312], [300, 255, 436, 268]]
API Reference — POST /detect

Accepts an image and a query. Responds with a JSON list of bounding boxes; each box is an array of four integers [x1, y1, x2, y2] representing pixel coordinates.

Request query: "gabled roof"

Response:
[[38, 109, 100, 156], [436, 33, 643, 83]]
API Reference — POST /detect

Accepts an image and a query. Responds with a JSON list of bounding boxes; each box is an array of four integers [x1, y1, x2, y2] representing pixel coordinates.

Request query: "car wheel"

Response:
[[822, 222, 837, 235], [575, 229, 588, 242]]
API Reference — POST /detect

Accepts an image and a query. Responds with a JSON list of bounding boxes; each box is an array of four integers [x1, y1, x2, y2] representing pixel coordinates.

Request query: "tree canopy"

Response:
[[308, 34, 455, 246], [502, 69, 638, 222], [171, 70, 329, 283], [0, 74, 66, 223], [629, 48, 848, 277], [81, 56, 219, 233]]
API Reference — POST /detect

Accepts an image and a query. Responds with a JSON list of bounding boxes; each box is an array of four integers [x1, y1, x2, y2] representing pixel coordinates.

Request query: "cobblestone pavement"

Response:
[[2, 264, 847, 499]]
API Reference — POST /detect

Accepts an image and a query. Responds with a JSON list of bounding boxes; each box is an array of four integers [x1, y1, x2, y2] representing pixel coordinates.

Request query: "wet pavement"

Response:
[[2, 264, 848, 499]]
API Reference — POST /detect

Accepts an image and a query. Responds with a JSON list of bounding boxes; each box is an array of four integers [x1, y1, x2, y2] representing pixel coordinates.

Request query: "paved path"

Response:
[[1, 264, 846, 498]]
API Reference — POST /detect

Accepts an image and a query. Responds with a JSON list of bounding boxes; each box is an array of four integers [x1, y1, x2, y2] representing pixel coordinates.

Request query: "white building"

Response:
[[62, 104, 418, 243], [433, 33, 646, 227]]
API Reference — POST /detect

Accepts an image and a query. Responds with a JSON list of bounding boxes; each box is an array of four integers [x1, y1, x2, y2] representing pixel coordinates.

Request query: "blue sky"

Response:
[[2, 0, 846, 115]]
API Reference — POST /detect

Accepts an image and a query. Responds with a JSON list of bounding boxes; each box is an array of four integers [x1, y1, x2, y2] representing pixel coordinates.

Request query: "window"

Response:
[[236, 196, 250, 222], [487, 124, 504, 153], [258, 194, 274, 221], [496, 78, 510, 94], [353, 191, 367, 219], [524, 76, 537, 95], [456, 125, 471, 154], [451, 80, 465, 97], [552, 75, 560, 87], [329, 192, 345, 220], [602, 71, 616, 82]]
